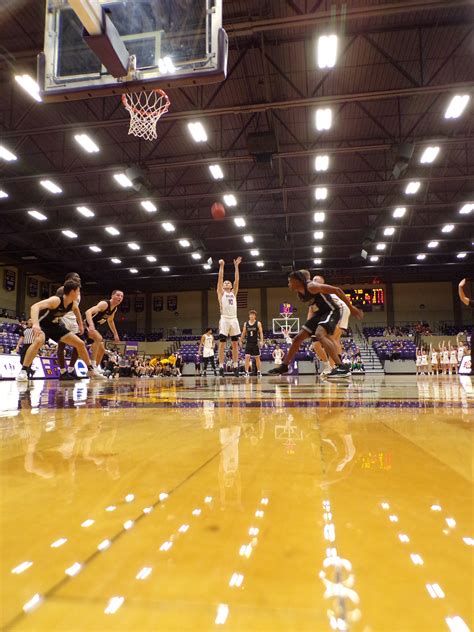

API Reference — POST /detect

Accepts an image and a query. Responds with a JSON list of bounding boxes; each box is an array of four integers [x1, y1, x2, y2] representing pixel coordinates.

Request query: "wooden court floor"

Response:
[[1, 374, 473, 631]]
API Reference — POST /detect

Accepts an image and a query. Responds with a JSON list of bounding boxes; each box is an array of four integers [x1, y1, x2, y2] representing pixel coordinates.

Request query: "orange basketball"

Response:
[[211, 202, 226, 220]]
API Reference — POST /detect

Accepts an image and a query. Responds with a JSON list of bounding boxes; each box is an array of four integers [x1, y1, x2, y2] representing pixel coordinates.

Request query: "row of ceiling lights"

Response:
[[2, 38, 472, 272]]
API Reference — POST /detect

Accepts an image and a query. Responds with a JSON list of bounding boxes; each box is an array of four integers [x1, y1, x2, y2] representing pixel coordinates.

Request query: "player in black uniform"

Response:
[[85, 290, 124, 371], [16, 279, 102, 382], [268, 270, 363, 378], [458, 278, 473, 375], [240, 310, 264, 377]]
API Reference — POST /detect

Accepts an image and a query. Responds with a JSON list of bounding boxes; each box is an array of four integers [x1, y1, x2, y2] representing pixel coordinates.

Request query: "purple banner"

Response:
[[4, 269, 16, 292], [153, 295, 163, 311], [135, 295, 145, 312], [28, 277, 38, 297], [167, 295, 178, 311]]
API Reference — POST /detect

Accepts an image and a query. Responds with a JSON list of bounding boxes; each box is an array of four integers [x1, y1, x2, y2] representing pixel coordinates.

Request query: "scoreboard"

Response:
[[344, 288, 385, 311]]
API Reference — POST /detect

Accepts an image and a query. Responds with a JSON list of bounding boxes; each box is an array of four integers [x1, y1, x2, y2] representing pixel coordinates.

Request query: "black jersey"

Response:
[[91, 300, 117, 327], [298, 282, 338, 314], [245, 320, 260, 343], [39, 296, 74, 328]]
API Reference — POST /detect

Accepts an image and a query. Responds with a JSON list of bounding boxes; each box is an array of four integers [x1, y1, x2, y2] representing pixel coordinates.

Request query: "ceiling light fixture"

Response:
[[140, 200, 157, 213], [62, 230, 78, 239], [89, 245, 102, 253], [209, 164, 224, 180], [317, 34, 338, 68], [243, 235, 254, 243], [111, 258, 121, 264], [76, 206, 95, 217], [113, 173, 133, 188], [315, 187, 328, 200], [250, 249, 259, 256], [162, 222, 175, 232], [315, 108, 332, 131], [405, 181, 421, 195], [28, 210, 47, 221], [420, 146, 440, 164], [14, 74, 42, 102], [441, 224, 454, 233], [0, 145, 17, 162], [383, 227, 395, 236], [223, 194, 237, 207], [40, 179, 62, 194], [74, 133, 99, 153], [105, 226, 120, 236], [444, 94, 470, 119], [187, 122, 207, 142], [393, 207, 406, 218], [315, 155, 329, 171], [234, 217, 246, 227], [128, 242, 140, 250], [179, 239, 190, 247]]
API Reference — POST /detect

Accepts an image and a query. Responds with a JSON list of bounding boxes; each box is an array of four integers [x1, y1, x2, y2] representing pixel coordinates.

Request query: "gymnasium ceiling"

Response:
[[0, 0, 473, 293]]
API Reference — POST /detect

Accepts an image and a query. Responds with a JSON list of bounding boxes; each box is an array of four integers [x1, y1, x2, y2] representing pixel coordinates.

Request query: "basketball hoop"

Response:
[[122, 89, 171, 141]]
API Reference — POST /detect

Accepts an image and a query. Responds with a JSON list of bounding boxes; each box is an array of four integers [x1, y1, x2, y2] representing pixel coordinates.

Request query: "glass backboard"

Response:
[[38, 0, 228, 101]]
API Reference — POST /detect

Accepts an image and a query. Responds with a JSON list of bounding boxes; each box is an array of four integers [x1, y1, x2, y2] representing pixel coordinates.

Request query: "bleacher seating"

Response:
[[0, 322, 21, 352], [372, 339, 417, 361]]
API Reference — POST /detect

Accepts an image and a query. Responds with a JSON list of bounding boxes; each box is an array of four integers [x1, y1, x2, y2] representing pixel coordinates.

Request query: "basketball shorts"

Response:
[[245, 344, 260, 357], [338, 303, 351, 331], [61, 314, 79, 334], [42, 323, 71, 344], [302, 309, 340, 336], [219, 317, 241, 337]]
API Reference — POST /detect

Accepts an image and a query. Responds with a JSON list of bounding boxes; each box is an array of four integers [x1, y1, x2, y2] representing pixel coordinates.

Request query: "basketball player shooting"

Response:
[[217, 257, 242, 377]]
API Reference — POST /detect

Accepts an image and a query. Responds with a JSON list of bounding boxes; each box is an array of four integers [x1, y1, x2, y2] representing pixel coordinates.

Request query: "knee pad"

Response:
[[219, 334, 227, 342], [230, 335, 240, 342]]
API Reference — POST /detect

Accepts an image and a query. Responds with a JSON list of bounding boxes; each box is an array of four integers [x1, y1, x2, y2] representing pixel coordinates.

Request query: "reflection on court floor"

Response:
[[0, 375, 472, 632]]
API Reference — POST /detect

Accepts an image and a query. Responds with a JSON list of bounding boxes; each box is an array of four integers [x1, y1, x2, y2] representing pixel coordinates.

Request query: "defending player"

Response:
[[16, 279, 103, 382], [217, 257, 242, 377], [268, 270, 363, 378], [240, 309, 264, 377], [85, 290, 124, 371], [56, 272, 83, 380]]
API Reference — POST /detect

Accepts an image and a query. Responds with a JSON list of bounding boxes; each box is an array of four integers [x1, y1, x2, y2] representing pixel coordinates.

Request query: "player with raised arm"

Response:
[[85, 290, 124, 371], [458, 278, 473, 375], [16, 279, 102, 382], [268, 270, 363, 378], [240, 309, 264, 377], [217, 257, 242, 377]]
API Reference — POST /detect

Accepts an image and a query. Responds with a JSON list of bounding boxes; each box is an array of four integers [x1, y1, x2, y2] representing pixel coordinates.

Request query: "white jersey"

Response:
[[273, 348, 284, 365], [421, 354, 428, 364], [450, 351, 457, 364], [220, 291, 237, 318], [441, 351, 449, 364], [331, 293, 350, 330], [431, 352, 438, 364], [202, 334, 215, 358], [457, 346, 465, 362], [61, 292, 80, 332]]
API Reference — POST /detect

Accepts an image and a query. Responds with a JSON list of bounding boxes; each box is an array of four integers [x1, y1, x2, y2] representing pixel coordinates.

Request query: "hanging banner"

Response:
[[40, 281, 49, 299], [153, 295, 163, 311], [134, 295, 145, 312], [120, 297, 130, 313], [167, 295, 178, 311], [3, 270, 16, 292], [28, 277, 38, 297]]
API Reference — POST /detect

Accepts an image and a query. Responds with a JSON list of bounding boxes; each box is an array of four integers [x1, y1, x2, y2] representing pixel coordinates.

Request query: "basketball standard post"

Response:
[[272, 303, 299, 336]]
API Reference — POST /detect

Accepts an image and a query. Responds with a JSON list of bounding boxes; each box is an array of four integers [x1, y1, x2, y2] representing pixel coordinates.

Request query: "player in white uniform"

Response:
[[420, 349, 428, 375], [198, 327, 217, 376], [56, 272, 84, 381], [272, 344, 284, 366], [415, 348, 423, 375], [217, 257, 242, 377]]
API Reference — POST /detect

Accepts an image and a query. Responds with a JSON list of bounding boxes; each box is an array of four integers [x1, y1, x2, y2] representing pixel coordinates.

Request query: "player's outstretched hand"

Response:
[[459, 278, 466, 288], [218, 259, 225, 266], [234, 257, 242, 266]]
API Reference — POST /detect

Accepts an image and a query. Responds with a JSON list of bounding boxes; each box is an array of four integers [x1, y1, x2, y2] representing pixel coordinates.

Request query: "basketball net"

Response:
[[122, 89, 171, 141]]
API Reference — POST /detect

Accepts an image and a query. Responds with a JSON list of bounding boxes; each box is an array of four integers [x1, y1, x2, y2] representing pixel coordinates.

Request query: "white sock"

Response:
[[91, 361, 97, 367]]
